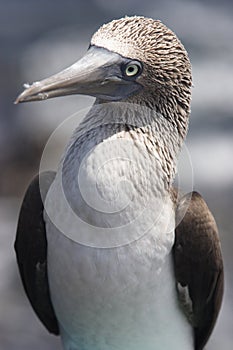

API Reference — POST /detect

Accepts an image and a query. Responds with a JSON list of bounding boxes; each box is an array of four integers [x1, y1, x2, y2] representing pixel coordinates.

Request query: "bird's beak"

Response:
[[15, 46, 142, 104]]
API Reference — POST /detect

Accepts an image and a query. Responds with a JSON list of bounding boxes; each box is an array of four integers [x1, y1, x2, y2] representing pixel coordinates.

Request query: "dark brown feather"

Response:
[[173, 191, 224, 349], [14, 171, 59, 335]]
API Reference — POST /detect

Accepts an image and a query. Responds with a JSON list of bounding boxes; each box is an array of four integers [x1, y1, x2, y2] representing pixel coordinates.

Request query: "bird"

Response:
[[15, 16, 224, 350]]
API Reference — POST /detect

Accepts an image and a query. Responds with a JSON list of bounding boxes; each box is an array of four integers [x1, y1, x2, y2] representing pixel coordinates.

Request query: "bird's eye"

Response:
[[124, 62, 142, 78]]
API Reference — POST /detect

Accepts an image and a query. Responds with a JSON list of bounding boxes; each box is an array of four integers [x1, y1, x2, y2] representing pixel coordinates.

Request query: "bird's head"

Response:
[[16, 16, 192, 136]]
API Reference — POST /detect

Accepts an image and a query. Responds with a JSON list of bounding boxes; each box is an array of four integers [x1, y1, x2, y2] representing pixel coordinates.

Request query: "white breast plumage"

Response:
[[44, 103, 193, 350]]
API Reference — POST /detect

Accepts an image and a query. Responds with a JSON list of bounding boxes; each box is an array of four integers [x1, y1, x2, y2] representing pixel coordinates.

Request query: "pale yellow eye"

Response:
[[125, 64, 140, 77]]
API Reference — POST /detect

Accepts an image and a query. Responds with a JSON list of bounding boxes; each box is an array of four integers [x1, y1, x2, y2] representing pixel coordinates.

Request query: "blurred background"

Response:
[[0, 0, 232, 349]]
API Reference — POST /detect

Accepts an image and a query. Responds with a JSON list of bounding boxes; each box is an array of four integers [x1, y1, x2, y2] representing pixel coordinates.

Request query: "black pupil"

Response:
[[128, 66, 135, 72]]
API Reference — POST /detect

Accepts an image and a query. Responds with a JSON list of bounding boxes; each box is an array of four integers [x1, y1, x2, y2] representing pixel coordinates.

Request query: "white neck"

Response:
[[45, 100, 183, 249], [65, 101, 182, 188]]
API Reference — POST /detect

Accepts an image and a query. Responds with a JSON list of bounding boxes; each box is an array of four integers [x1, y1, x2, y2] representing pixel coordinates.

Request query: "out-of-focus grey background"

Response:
[[0, 0, 232, 349]]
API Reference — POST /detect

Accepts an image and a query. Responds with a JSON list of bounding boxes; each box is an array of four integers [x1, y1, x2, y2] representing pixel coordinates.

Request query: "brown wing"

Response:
[[173, 191, 224, 350], [15, 171, 59, 335]]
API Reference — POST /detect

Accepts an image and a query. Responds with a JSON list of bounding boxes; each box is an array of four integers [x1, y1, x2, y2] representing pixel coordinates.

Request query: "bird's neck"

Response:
[[76, 101, 184, 188], [56, 101, 182, 239], [121, 88, 191, 140]]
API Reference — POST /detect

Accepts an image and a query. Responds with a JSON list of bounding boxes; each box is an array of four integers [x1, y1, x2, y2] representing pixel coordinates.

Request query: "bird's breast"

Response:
[[61, 126, 168, 228], [45, 222, 193, 350], [44, 124, 192, 349], [45, 126, 174, 248]]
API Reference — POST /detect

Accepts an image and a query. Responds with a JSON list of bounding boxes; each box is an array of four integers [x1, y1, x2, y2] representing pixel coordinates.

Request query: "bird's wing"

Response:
[[14, 171, 59, 335], [173, 191, 224, 350]]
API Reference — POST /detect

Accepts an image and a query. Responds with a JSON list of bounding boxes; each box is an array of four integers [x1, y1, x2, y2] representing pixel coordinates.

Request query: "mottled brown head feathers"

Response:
[[92, 17, 190, 75], [92, 16, 192, 138]]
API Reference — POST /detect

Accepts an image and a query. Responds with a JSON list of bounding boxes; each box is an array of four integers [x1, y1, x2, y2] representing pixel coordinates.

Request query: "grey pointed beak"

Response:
[[15, 46, 142, 104]]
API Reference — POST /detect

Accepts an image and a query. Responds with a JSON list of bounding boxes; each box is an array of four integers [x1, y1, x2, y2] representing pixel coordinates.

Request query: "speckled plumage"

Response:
[[92, 16, 192, 139]]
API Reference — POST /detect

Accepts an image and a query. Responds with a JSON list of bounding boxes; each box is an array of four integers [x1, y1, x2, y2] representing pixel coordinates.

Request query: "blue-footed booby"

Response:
[[15, 16, 223, 350]]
